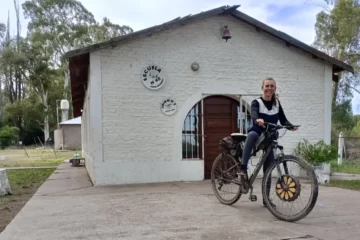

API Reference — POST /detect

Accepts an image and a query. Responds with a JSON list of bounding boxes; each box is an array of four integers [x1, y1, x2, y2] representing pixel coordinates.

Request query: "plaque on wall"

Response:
[[161, 99, 177, 116], [141, 65, 165, 90]]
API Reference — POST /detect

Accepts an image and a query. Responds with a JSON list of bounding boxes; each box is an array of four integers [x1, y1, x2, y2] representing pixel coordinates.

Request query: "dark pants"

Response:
[[240, 131, 274, 198]]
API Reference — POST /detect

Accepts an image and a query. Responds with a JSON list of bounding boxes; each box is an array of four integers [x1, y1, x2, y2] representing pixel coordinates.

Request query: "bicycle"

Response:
[[210, 122, 319, 222]]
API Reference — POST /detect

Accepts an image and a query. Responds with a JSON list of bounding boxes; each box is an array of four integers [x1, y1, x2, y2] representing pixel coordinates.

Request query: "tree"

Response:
[[0, 125, 20, 149], [0, 21, 6, 122], [324, 0, 360, 5], [22, 0, 133, 100], [324, 0, 339, 4], [0, 0, 134, 146], [0, 23, 5, 41], [314, 0, 360, 104], [19, 37, 62, 141], [314, 0, 360, 143], [0, 9, 26, 133], [86, 17, 133, 43]]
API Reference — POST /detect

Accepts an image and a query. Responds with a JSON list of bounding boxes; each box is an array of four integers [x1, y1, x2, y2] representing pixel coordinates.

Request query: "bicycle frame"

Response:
[[247, 138, 288, 190], [219, 123, 297, 192], [235, 124, 294, 193]]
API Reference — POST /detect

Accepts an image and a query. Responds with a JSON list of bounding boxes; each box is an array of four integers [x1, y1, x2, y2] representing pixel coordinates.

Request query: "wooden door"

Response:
[[203, 96, 239, 179]]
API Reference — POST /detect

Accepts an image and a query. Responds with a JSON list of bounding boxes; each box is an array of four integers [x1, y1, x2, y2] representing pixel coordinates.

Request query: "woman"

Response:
[[238, 77, 297, 207]]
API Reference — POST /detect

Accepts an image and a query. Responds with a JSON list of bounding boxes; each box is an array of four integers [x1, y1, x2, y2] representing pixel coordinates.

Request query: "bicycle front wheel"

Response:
[[211, 153, 242, 205], [262, 155, 318, 222]]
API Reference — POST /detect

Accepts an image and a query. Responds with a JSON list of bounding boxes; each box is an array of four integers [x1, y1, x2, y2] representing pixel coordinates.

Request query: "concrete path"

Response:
[[1, 163, 360, 240]]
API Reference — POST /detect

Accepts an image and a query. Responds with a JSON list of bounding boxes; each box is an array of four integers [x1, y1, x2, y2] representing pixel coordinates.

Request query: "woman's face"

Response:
[[262, 79, 276, 98]]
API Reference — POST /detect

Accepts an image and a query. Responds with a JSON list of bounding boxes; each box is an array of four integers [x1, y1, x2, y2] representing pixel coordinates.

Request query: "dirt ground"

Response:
[[0, 167, 56, 233], [0, 148, 75, 232], [0, 187, 38, 232]]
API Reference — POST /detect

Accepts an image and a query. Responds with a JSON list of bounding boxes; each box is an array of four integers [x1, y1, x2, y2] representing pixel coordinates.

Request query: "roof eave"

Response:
[[228, 11, 354, 74], [64, 5, 354, 74], [63, 5, 240, 59]]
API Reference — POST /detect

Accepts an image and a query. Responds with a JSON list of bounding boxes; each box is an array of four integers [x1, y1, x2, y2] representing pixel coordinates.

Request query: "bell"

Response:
[[222, 25, 231, 42]]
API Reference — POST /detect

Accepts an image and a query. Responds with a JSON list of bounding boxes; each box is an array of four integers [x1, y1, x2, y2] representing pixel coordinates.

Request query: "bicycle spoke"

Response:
[[211, 154, 242, 205], [263, 157, 318, 222]]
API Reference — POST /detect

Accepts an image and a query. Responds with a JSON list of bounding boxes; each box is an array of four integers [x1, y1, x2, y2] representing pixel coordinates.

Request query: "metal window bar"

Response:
[[182, 102, 202, 159], [201, 97, 204, 160], [182, 94, 267, 159], [239, 94, 263, 134]]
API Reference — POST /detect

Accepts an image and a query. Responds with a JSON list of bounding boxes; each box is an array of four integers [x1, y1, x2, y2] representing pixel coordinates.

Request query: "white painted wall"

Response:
[[86, 14, 333, 185], [324, 65, 333, 144], [81, 76, 94, 183], [81, 52, 103, 185]]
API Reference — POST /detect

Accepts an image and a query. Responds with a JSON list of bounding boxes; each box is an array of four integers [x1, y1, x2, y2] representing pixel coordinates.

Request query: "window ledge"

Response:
[[181, 158, 203, 161]]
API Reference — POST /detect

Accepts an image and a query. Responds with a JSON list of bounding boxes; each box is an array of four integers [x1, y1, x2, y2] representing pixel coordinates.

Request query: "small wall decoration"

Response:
[[161, 99, 177, 116], [191, 62, 199, 71], [141, 64, 165, 90]]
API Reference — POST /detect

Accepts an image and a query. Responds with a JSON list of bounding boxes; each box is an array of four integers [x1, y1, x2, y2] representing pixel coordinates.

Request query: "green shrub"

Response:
[[0, 125, 20, 149], [294, 139, 338, 165]]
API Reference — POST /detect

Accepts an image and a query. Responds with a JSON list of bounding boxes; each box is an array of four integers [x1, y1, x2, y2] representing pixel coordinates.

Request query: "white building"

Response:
[[64, 5, 353, 185], [54, 117, 82, 150]]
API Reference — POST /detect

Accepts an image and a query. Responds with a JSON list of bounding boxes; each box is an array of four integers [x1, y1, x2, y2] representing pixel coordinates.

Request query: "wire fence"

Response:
[[342, 136, 360, 161]]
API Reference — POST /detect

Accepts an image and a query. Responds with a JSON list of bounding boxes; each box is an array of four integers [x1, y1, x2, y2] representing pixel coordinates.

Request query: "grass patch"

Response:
[[0, 149, 80, 168], [0, 168, 55, 232], [327, 180, 360, 191], [330, 160, 360, 175], [6, 168, 56, 189]]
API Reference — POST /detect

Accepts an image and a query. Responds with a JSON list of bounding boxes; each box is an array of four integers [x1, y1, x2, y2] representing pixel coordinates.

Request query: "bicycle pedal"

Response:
[[250, 195, 257, 202]]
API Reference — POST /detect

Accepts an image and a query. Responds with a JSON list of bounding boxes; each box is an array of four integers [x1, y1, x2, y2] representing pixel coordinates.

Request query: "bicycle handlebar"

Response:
[[261, 122, 300, 131]]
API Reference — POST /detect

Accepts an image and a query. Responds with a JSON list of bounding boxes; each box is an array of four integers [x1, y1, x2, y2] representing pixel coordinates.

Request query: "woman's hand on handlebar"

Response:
[[290, 126, 298, 131], [258, 121, 300, 131], [255, 118, 264, 127]]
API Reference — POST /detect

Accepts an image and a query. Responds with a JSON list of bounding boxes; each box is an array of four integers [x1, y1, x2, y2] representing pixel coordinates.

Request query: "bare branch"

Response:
[[347, 53, 360, 58], [345, 84, 360, 95], [36, 120, 44, 127]]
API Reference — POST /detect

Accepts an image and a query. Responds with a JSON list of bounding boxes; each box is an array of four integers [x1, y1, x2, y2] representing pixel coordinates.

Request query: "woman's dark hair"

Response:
[[262, 77, 277, 106]]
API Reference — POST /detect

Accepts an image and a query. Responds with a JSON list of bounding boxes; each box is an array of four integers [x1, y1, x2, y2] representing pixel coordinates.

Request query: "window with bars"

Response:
[[237, 95, 265, 134], [182, 102, 202, 159], [237, 105, 253, 134]]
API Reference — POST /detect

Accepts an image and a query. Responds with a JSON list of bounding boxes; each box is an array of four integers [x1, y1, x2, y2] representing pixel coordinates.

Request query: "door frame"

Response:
[[202, 95, 240, 179]]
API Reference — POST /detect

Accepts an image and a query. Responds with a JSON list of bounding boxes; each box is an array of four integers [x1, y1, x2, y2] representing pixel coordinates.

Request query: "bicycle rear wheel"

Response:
[[211, 153, 242, 205], [262, 155, 318, 222]]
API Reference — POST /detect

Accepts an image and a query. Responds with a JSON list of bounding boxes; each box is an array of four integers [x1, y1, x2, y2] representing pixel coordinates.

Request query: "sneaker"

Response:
[[237, 169, 247, 193], [263, 198, 276, 209], [237, 169, 247, 176]]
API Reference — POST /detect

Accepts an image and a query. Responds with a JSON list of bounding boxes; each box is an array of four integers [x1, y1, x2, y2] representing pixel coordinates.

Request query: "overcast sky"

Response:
[[1, 0, 359, 113]]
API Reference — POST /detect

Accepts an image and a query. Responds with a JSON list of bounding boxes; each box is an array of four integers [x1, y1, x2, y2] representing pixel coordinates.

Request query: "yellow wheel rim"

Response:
[[276, 175, 299, 201]]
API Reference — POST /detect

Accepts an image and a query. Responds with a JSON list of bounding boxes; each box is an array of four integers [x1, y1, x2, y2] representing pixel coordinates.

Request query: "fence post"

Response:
[[337, 131, 344, 165]]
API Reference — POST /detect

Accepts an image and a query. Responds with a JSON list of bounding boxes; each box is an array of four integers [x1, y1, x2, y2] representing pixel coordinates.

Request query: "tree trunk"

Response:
[[0, 73, 3, 122], [333, 81, 339, 104], [44, 112, 49, 142], [41, 92, 50, 142], [8, 67, 14, 103], [332, 49, 345, 104], [332, 71, 343, 104], [64, 69, 69, 100], [14, 0, 22, 102]]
